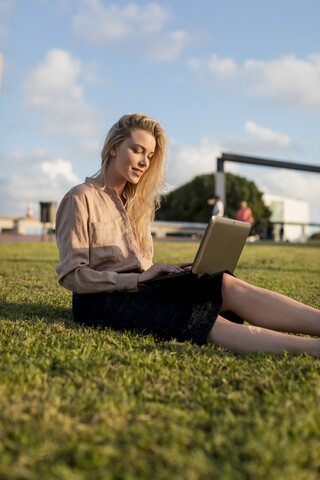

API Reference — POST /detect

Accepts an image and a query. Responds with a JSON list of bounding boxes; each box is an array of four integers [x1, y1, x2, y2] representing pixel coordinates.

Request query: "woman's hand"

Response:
[[177, 262, 193, 271], [138, 262, 192, 284]]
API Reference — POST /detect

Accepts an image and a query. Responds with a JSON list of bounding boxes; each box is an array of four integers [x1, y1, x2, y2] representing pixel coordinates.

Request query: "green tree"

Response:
[[156, 172, 271, 222], [225, 173, 271, 221]]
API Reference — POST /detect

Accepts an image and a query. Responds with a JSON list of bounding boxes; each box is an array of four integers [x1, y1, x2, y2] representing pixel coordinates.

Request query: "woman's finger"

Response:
[[178, 262, 193, 270], [169, 265, 185, 274]]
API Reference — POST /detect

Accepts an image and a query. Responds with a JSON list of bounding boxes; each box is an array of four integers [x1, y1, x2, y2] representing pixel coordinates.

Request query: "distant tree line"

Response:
[[156, 172, 271, 223]]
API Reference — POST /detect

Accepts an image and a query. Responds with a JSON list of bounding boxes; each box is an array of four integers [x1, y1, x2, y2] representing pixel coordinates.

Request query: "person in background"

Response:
[[279, 223, 284, 242], [267, 221, 274, 241], [55, 113, 320, 356], [236, 201, 254, 225], [208, 196, 224, 216]]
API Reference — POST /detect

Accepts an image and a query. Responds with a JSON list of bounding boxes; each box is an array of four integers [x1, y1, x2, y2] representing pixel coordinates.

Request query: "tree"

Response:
[[156, 172, 271, 222], [225, 173, 271, 221]]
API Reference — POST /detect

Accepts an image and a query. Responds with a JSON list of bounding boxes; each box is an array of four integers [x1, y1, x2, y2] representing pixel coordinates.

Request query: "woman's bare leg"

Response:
[[208, 316, 320, 355], [221, 274, 320, 336]]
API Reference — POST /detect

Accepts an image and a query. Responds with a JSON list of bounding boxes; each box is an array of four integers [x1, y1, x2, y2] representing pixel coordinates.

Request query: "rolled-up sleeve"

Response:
[[55, 187, 140, 294]]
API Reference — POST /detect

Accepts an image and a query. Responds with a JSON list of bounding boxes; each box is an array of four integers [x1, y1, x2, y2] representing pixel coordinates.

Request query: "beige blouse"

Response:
[[55, 175, 153, 294]]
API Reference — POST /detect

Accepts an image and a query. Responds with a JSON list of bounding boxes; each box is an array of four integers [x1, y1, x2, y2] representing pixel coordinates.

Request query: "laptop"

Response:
[[142, 216, 251, 285]]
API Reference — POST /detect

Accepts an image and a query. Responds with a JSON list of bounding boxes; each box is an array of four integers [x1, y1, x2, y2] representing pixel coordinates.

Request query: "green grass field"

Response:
[[0, 241, 319, 480]]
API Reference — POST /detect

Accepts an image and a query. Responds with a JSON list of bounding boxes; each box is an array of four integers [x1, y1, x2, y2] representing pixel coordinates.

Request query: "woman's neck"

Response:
[[100, 171, 126, 197]]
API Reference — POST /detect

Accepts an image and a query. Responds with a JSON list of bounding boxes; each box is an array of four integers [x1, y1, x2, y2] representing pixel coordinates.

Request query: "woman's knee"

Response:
[[221, 273, 238, 311], [221, 273, 252, 311]]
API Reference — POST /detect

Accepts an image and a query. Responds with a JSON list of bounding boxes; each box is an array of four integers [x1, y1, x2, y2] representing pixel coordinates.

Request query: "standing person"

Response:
[[236, 200, 254, 234], [55, 113, 320, 355], [210, 196, 224, 217], [279, 224, 284, 242], [236, 201, 254, 225], [267, 221, 274, 241]]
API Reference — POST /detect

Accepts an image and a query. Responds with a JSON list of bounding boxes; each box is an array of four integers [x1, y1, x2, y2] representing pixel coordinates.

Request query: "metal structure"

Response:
[[216, 152, 320, 206], [40, 202, 56, 240]]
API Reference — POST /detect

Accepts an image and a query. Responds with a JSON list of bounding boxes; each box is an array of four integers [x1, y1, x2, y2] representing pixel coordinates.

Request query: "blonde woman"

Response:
[[55, 113, 320, 355]]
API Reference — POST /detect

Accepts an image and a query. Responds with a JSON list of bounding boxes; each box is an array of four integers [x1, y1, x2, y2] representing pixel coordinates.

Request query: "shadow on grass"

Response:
[[238, 265, 319, 273], [0, 300, 78, 329], [3, 258, 57, 263], [0, 302, 285, 359], [245, 242, 320, 248], [0, 300, 207, 355]]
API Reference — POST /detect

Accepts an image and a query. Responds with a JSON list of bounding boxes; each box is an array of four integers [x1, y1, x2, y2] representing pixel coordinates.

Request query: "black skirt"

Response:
[[72, 272, 243, 346]]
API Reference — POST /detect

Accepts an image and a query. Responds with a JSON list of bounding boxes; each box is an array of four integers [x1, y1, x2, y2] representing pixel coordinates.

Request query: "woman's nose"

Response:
[[139, 155, 149, 167]]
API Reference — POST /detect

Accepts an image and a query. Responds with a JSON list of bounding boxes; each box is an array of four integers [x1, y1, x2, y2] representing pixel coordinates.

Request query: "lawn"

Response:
[[0, 241, 319, 480]]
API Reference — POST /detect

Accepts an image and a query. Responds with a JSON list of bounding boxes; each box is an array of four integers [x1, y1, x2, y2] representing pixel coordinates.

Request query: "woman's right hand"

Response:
[[138, 263, 186, 285]]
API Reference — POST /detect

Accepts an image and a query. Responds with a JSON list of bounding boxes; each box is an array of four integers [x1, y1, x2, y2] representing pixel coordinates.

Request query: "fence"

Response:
[[0, 217, 319, 242], [151, 220, 320, 243]]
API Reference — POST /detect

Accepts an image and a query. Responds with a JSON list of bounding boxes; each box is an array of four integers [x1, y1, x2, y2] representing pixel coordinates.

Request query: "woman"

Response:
[[236, 201, 254, 225], [55, 113, 320, 355]]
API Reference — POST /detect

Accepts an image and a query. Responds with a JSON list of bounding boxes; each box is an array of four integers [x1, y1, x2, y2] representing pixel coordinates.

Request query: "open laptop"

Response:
[[142, 216, 251, 285]]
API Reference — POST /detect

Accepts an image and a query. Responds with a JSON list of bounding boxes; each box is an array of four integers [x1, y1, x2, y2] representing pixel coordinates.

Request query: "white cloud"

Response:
[[23, 48, 102, 136], [188, 54, 237, 80], [168, 121, 299, 188], [72, 0, 205, 61], [0, 149, 80, 217], [244, 121, 292, 149], [258, 169, 320, 202], [187, 53, 320, 112], [41, 158, 79, 184], [168, 137, 222, 188], [144, 29, 205, 62], [243, 54, 320, 110], [220, 121, 300, 159], [73, 1, 169, 42]]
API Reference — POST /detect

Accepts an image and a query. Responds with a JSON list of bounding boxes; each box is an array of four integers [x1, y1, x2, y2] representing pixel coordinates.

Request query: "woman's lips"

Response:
[[132, 168, 143, 176]]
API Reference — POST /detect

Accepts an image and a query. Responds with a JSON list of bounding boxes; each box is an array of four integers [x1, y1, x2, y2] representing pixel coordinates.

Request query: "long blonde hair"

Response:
[[100, 113, 167, 254]]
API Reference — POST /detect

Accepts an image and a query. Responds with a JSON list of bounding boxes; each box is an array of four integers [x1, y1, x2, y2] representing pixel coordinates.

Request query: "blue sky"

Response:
[[1, 0, 320, 221]]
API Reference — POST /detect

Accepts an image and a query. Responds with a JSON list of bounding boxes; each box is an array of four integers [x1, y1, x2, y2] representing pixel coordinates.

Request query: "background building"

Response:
[[263, 194, 309, 242]]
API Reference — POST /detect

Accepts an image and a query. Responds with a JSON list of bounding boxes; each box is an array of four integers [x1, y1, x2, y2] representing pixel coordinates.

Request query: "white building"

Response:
[[263, 194, 309, 242]]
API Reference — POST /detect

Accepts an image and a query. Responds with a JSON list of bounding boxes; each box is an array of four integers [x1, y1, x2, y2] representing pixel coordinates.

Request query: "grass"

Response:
[[0, 240, 319, 480]]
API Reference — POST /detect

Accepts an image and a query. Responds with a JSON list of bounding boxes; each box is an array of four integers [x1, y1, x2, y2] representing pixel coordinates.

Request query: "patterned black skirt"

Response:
[[72, 272, 243, 346]]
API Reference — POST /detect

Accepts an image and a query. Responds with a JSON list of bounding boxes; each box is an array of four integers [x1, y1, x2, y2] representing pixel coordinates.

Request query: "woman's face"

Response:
[[108, 128, 156, 193]]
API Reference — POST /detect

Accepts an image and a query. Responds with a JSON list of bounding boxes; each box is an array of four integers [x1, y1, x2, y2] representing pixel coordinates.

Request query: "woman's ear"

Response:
[[110, 148, 116, 157]]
